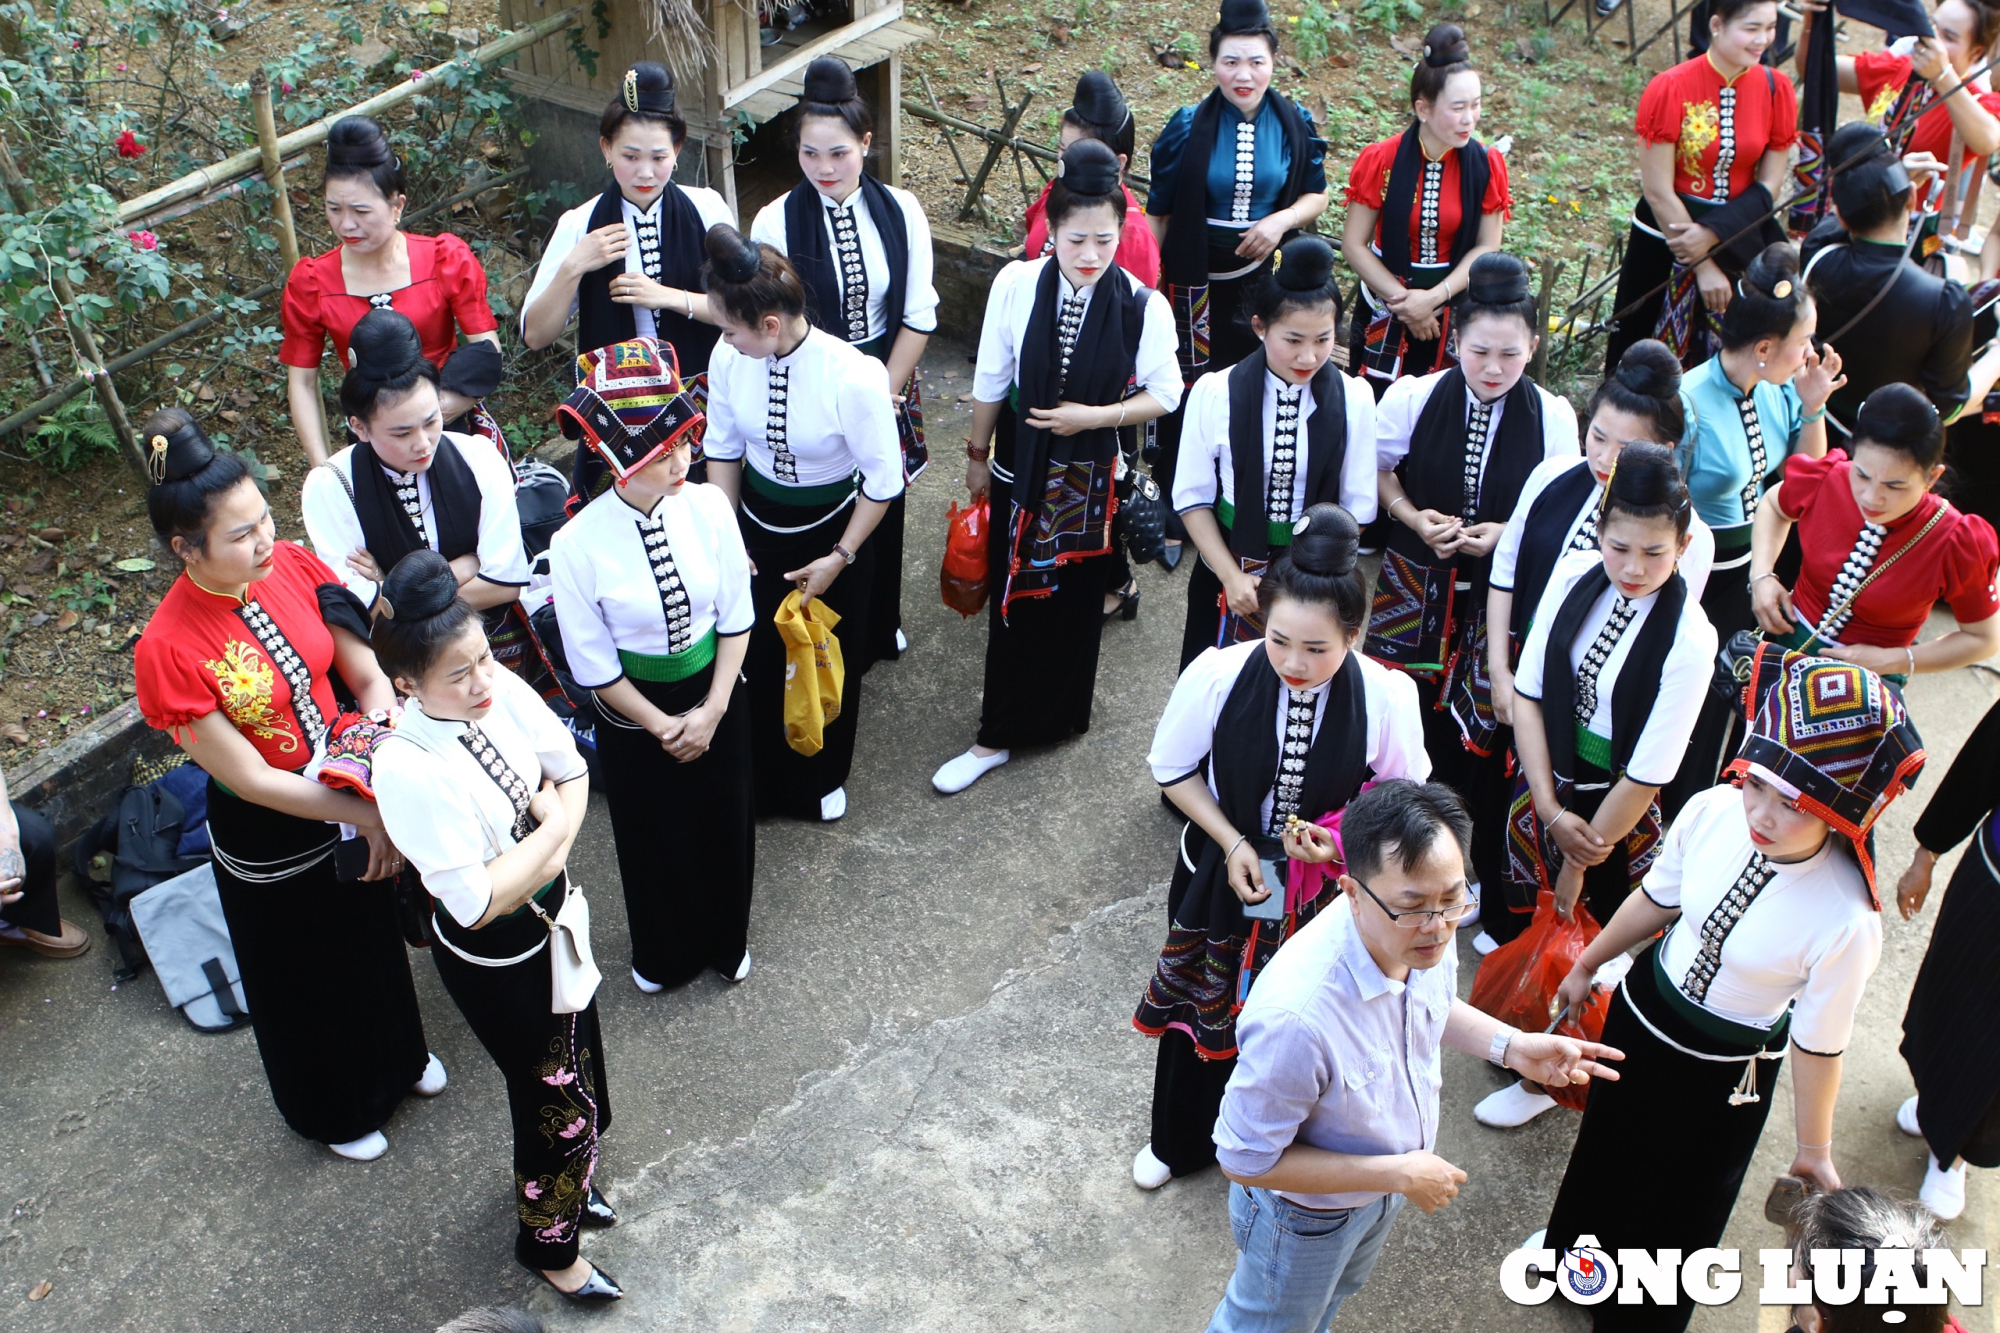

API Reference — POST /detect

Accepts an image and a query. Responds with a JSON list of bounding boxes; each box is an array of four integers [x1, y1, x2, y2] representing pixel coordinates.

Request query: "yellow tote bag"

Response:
[[774, 590, 844, 756]]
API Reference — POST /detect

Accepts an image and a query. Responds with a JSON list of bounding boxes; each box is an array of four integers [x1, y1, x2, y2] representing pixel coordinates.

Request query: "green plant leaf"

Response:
[[113, 558, 156, 572]]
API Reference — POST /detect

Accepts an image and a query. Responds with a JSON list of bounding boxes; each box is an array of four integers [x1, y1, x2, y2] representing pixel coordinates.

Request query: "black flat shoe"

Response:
[[1157, 542, 1184, 573], [541, 1261, 624, 1302], [582, 1186, 618, 1227], [1103, 580, 1141, 624]]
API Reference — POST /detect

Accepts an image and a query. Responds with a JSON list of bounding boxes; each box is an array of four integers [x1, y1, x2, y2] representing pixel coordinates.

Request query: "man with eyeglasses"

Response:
[[1204, 779, 1623, 1333]]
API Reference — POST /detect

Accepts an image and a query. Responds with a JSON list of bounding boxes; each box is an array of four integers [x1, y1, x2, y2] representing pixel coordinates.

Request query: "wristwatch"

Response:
[[1489, 1024, 1520, 1069], [832, 543, 856, 565]]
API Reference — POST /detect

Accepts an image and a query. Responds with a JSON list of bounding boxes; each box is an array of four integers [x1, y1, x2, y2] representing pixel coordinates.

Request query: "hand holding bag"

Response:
[[775, 589, 845, 756], [941, 498, 990, 617], [529, 880, 602, 1014]]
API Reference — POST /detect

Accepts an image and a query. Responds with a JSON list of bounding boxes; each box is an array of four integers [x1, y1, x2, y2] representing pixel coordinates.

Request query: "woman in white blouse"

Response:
[[1533, 647, 1925, 1333], [368, 552, 619, 1304], [549, 337, 755, 991], [933, 140, 1180, 795], [700, 224, 904, 823], [1131, 504, 1431, 1190], [1171, 233, 1378, 672], [750, 56, 938, 665], [1473, 445, 1716, 1130]]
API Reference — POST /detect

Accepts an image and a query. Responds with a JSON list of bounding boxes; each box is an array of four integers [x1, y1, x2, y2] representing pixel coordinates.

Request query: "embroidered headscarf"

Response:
[[558, 337, 706, 489]]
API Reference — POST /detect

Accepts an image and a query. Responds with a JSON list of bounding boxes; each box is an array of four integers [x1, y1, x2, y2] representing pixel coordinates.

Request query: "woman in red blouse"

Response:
[[1749, 383, 2000, 681], [1022, 71, 1160, 288], [282, 116, 504, 466], [1830, 0, 2000, 191], [1606, 0, 1797, 372], [1340, 23, 1511, 395], [134, 409, 439, 1161]]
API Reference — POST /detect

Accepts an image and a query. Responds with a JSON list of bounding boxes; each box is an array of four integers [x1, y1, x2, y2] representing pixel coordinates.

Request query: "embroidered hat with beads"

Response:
[[1722, 643, 1927, 906], [558, 337, 706, 486]]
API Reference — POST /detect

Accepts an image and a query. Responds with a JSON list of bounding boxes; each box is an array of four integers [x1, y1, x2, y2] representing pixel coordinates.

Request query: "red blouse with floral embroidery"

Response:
[[136, 542, 343, 771], [1853, 48, 2000, 182], [1635, 54, 1798, 202], [1343, 137, 1513, 263]]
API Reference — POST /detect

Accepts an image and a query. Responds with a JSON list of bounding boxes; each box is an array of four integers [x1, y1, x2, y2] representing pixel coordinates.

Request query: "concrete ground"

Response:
[[3, 345, 1997, 1331]]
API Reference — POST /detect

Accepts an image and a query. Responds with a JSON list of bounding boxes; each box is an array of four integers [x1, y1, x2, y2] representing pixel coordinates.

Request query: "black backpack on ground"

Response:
[[73, 780, 209, 981]]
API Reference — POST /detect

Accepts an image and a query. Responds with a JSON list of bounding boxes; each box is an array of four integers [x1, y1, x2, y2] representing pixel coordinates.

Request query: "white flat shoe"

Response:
[[329, 1130, 389, 1161], [894, 628, 910, 654], [1920, 1153, 1968, 1221], [727, 951, 752, 983], [411, 1052, 448, 1097], [820, 786, 848, 822], [1897, 1094, 1923, 1138], [1132, 1144, 1172, 1191], [1472, 930, 1501, 957], [631, 966, 665, 995], [932, 748, 1010, 794], [1523, 1228, 1547, 1250], [1475, 1081, 1560, 1128]]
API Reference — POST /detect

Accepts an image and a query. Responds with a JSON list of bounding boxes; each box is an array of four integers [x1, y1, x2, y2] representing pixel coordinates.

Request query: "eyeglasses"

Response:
[[1354, 879, 1479, 930]]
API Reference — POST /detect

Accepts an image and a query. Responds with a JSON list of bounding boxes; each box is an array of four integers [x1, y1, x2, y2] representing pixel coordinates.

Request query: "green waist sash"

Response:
[[619, 626, 718, 683], [1215, 496, 1295, 549], [1649, 942, 1792, 1050], [744, 465, 859, 508], [1574, 724, 1613, 772]]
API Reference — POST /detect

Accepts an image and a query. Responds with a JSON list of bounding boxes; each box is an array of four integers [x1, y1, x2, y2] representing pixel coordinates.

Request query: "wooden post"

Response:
[[249, 69, 301, 273], [870, 54, 903, 187], [0, 135, 149, 476]]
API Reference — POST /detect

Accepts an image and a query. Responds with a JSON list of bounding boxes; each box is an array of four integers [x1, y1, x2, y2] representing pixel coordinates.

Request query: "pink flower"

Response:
[[128, 230, 159, 251], [115, 130, 146, 159], [557, 1116, 586, 1139], [280, 81, 294, 94], [542, 1068, 575, 1086], [409, 69, 425, 82], [522, 1180, 542, 1200], [116, 62, 127, 72]]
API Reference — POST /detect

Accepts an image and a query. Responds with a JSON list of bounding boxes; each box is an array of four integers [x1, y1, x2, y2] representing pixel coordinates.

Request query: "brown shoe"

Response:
[[0, 917, 91, 958]]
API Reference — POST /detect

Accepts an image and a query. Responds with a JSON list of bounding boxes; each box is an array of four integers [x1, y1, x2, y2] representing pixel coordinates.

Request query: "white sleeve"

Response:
[[1789, 912, 1883, 1055], [1623, 606, 1718, 787], [1134, 286, 1183, 413], [1541, 389, 1581, 461], [748, 197, 788, 252], [463, 435, 530, 588], [373, 741, 493, 928], [703, 345, 747, 462], [1364, 660, 1432, 782], [1513, 553, 1590, 702], [972, 263, 1028, 402], [897, 189, 940, 334], [1491, 457, 1570, 592], [1339, 377, 1379, 524], [843, 352, 906, 502], [1373, 373, 1428, 470], [548, 518, 625, 690], [520, 203, 590, 340], [498, 665, 588, 785], [1680, 517, 1716, 603], [1147, 645, 1242, 784], [702, 485, 756, 635], [1640, 788, 1708, 908], [690, 186, 738, 233], [1171, 373, 1227, 513], [300, 455, 374, 607]]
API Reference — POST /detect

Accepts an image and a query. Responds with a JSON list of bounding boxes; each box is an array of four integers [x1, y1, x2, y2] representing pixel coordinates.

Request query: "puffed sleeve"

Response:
[[135, 629, 218, 738], [1363, 658, 1432, 782], [1343, 138, 1395, 211], [1491, 457, 1571, 592], [896, 187, 941, 334], [1373, 372, 1432, 470], [548, 516, 625, 690], [1789, 911, 1883, 1056], [279, 255, 328, 369], [1146, 107, 1196, 216], [1851, 49, 1910, 116], [1148, 643, 1244, 784], [1539, 388, 1580, 460], [436, 233, 499, 337], [1764, 69, 1800, 152], [842, 351, 905, 503], [497, 665, 587, 785], [462, 433, 530, 589], [1296, 104, 1328, 195], [972, 261, 1030, 402], [701, 344, 748, 462], [373, 739, 495, 929], [749, 196, 788, 251], [702, 484, 756, 636], [1640, 784, 1713, 909], [1939, 510, 2000, 627], [1134, 286, 1184, 413], [1634, 67, 1686, 144], [300, 453, 375, 606], [1171, 372, 1228, 513], [1482, 145, 1514, 219], [1511, 554, 1577, 703], [1625, 604, 1717, 787], [519, 202, 590, 340], [1340, 376, 1380, 524], [1776, 449, 1839, 520]]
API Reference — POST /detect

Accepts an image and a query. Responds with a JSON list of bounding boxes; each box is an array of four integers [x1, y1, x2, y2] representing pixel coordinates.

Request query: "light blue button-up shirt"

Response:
[[1213, 894, 1455, 1209], [1678, 354, 1804, 540]]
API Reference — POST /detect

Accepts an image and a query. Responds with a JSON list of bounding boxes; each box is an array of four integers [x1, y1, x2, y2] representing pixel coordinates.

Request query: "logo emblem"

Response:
[[1558, 1237, 1618, 1305]]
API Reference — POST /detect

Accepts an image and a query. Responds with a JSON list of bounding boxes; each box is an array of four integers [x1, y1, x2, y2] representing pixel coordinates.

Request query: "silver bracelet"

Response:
[[1751, 571, 1781, 586], [1906, 645, 1917, 676], [1226, 834, 1250, 864]]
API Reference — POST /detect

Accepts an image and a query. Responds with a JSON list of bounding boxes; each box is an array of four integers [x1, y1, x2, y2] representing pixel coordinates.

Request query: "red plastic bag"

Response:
[[1467, 890, 1612, 1111], [941, 498, 990, 618]]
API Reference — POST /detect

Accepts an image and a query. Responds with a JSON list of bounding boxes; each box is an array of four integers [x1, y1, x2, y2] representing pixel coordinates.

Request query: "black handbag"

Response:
[[1123, 471, 1168, 567]]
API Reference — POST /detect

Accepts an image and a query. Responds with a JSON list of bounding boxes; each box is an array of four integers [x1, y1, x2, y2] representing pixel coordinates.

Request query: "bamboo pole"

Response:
[[0, 136, 149, 475], [903, 98, 1152, 190], [248, 69, 301, 273], [115, 6, 581, 225]]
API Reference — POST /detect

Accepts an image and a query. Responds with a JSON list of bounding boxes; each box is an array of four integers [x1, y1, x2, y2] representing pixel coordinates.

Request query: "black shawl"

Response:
[[1377, 123, 1490, 279], [784, 176, 909, 344], [1161, 89, 1315, 288], [1536, 562, 1686, 784], [575, 185, 719, 374], [349, 435, 482, 571], [1386, 367, 1544, 591], [1225, 350, 1347, 563], [1506, 460, 1600, 642]]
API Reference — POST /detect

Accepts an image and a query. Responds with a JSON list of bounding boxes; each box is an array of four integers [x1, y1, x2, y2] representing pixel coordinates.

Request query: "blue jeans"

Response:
[[1205, 1186, 1406, 1333]]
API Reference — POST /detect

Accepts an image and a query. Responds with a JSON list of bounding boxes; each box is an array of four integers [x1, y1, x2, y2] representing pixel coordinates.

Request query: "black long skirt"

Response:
[[430, 881, 612, 1273], [1180, 550, 1228, 672], [1545, 945, 1785, 1333], [1410, 672, 1515, 922], [592, 664, 754, 985], [740, 479, 877, 817], [975, 457, 1114, 750], [865, 492, 909, 667], [1902, 820, 2000, 1169], [206, 780, 427, 1144], [1660, 552, 1754, 823], [1146, 835, 1239, 1178]]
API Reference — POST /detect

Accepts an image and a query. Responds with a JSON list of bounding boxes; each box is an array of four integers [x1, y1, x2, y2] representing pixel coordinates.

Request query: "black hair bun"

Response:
[[623, 61, 677, 116], [703, 223, 763, 285], [1273, 234, 1337, 292], [1056, 138, 1122, 197], [1742, 242, 1803, 299], [1218, 0, 1271, 34], [801, 56, 860, 105], [377, 549, 460, 623], [348, 308, 427, 384], [1855, 382, 1942, 450], [1422, 21, 1470, 66], [326, 115, 393, 169], [141, 407, 217, 485], [1465, 251, 1531, 306], [1826, 120, 1894, 174], [1606, 442, 1685, 509], [1289, 503, 1360, 577], [1072, 69, 1130, 131], [1612, 340, 1681, 399]]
